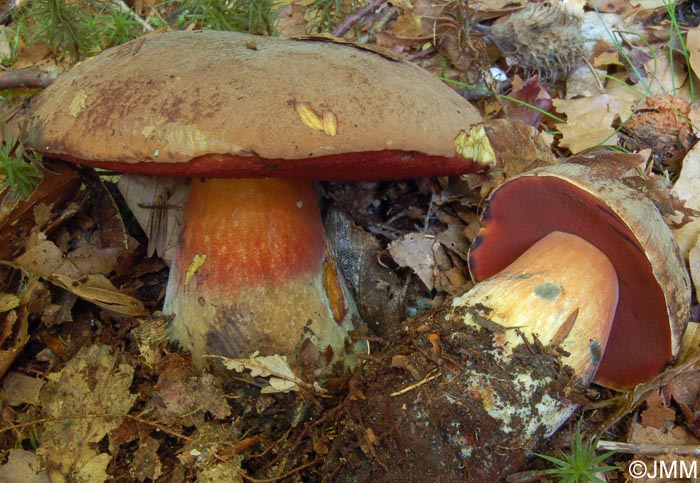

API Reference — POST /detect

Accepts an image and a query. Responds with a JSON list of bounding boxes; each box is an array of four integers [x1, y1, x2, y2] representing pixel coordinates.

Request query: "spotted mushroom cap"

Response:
[[468, 158, 691, 389], [22, 30, 485, 181]]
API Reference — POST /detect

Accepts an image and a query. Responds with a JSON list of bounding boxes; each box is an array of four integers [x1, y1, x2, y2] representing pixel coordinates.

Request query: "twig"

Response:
[[407, 46, 438, 62], [390, 369, 440, 396], [596, 440, 700, 456], [111, 0, 154, 32], [332, 0, 388, 37], [356, 4, 396, 44], [0, 68, 58, 90]]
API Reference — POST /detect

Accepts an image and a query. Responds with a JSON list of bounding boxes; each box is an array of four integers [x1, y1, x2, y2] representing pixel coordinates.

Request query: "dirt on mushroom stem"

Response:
[[320, 232, 617, 481]]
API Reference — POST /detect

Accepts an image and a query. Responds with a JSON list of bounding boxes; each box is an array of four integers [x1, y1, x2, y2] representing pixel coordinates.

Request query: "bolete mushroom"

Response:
[[21, 30, 489, 373], [323, 155, 688, 481], [469, 154, 691, 389]]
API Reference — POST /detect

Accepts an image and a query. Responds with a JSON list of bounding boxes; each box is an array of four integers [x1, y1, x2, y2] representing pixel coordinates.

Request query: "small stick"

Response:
[[0, 68, 58, 90], [332, 0, 388, 37], [407, 45, 438, 62], [596, 440, 700, 457], [111, 0, 154, 32], [390, 369, 440, 397]]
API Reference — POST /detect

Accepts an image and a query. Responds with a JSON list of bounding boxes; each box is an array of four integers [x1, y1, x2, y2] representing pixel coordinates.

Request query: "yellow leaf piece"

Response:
[[322, 111, 338, 136], [295, 102, 337, 136], [68, 90, 88, 118], [184, 253, 207, 286], [295, 102, 324, 131], [453, 125, 496, 165]]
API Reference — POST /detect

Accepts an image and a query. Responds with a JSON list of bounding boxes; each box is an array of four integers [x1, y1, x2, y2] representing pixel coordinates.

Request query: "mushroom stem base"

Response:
[[164, 177, 363, 373]]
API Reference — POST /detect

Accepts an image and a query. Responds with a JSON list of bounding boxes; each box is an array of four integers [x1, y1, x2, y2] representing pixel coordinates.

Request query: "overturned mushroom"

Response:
[[469, 155, 691, 389], [323, 156, 689, 481], [21, 30, 489, 374]]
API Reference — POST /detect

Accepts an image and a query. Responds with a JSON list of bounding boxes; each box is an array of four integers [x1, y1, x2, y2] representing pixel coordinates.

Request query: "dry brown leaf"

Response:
[[13, 240, 65, 278], [0, 160, 82, 261], [643, 50, 689, 98], [14, 240, 147, 316], [388, 233, 436, 290], [324, 207, 403, 336], [471, 0, 527, 12], [67, 244, 124, 275], [640, 405, 676, 431], [390, 13, 428, 39], [436, 223, 470, 261], [50, 273, 148, 316], [0, 263, 41, 379], [688, 27, 700, 81], [0, 449, 51, 483], [130, 436, 162, 482], [671, 143, 700, 302], [554, 95, 620, 152], [153, 353, 231, 422], [0, 371, 44, 406], [216, 352, 310, 394], [37, 345, 137, 483], [628, 0, 666, 8], [117, 174, 187, 266], [484, 119, 557, 176]]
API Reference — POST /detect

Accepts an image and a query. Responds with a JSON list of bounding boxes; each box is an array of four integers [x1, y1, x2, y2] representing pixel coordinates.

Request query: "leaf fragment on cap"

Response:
[[322, 111, 338, 136], [295, 102, 337, 136]]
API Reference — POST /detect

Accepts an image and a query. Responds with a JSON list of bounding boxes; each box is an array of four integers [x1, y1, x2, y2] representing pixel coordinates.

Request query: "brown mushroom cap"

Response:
[[22, 30, 485, 180], [468, 161, 690, 389]]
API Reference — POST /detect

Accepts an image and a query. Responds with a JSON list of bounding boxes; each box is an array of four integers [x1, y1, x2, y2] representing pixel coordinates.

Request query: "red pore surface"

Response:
[[59, 150, 488, 181], [469, 176, 669, 389], [173, 178, 326, 292]]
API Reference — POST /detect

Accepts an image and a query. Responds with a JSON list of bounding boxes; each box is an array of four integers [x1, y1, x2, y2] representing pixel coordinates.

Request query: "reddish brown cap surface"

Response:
[[22, 30, 485, 181], [468, 161, 690, 389]]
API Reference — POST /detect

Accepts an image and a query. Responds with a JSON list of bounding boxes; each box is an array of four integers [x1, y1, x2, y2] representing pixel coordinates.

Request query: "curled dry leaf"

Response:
[[388, 233, 436, 290], [51, 273, 149, 316], [0, 262, 44, 379], [0, 160, 82, 261], [0, 371, 45, 406], [152, 353, 231, 424], [483, 118, 557, 177], [13, 240, 148, 316]]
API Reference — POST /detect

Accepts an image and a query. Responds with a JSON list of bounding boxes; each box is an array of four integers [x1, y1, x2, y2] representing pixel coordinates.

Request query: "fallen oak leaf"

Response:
[[554, 94, 620, 153], [37, 344, 137, 483], [211, 352, 324, 394]]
